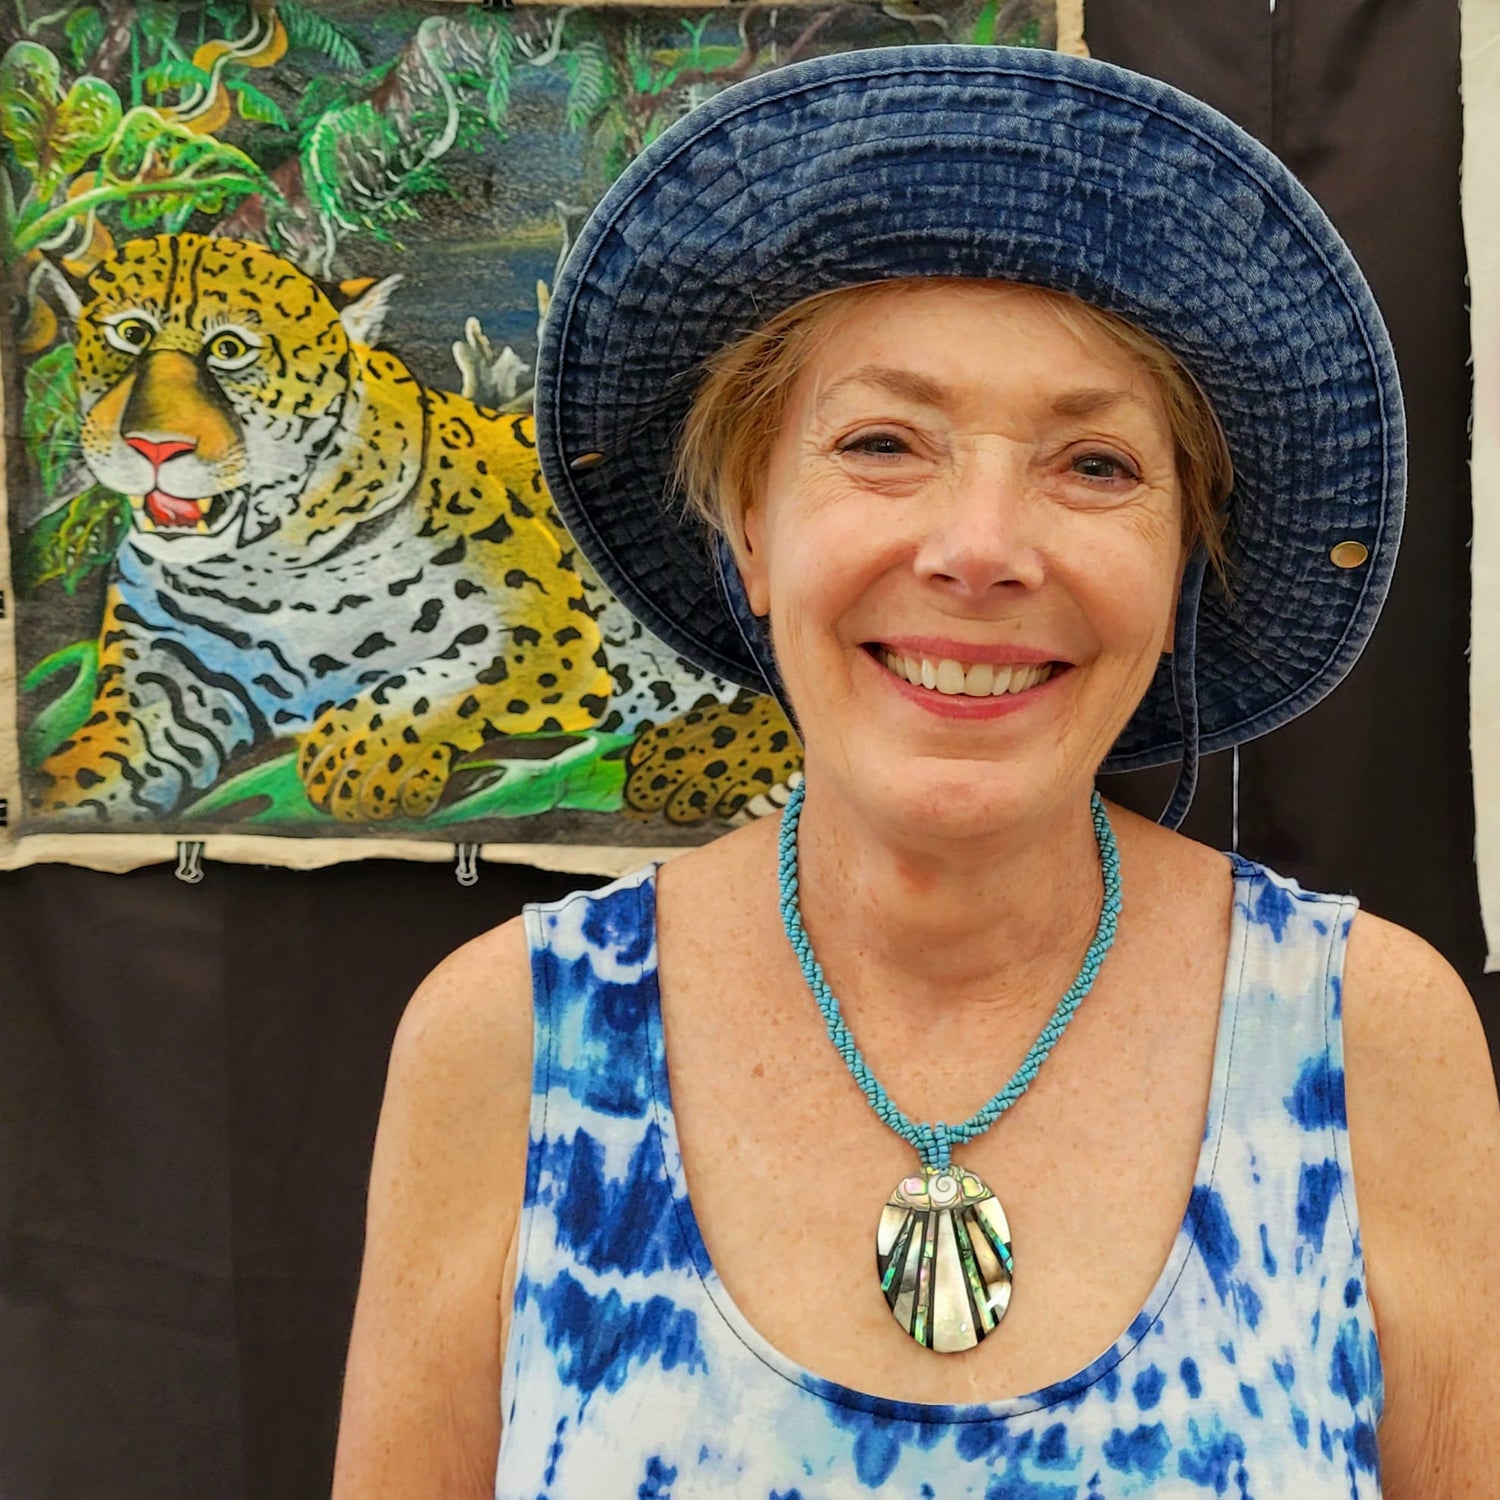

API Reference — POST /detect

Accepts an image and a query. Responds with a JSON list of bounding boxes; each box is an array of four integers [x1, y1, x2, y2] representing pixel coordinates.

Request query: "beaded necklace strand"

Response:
[[775, 780, 1123, 1352]]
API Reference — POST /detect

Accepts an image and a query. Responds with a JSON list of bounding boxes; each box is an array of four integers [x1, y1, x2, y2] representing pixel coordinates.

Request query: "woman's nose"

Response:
[[912, 461, 1045, 597]]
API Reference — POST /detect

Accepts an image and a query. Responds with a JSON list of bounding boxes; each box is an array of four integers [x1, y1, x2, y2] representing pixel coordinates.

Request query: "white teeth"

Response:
[[878, 649, 1055, 698]]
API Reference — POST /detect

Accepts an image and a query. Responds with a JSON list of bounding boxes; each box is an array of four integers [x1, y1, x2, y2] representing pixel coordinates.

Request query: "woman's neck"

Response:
[[789, 777, 1110, 1023]]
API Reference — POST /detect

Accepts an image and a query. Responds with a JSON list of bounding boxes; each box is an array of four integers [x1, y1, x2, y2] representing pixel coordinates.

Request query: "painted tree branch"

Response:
[[92, 0, 138, 83]]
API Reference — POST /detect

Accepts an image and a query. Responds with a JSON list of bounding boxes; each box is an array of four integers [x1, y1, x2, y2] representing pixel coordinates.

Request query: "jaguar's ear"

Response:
[[19, 259, 85, 354], [338, 274, 402, 346], [31, 259, 83, 325]]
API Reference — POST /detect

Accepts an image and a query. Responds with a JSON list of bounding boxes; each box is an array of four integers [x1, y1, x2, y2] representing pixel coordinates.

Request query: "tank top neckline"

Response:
[[631, 852, 1258, 1423]]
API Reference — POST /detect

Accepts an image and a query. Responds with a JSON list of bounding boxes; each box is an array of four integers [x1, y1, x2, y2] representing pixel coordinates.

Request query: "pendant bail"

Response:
[[918, 1121, 952, 1169]]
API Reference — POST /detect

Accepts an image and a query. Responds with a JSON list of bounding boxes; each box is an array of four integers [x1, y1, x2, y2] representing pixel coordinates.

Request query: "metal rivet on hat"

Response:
[[1329, 541, 1369, 569], [569, 451, 606, 471]]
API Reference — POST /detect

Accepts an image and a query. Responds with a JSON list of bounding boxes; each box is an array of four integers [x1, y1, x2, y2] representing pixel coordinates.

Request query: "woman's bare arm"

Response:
[[1344, 912, 1500, 1497], [332, 917, 534, 1499]]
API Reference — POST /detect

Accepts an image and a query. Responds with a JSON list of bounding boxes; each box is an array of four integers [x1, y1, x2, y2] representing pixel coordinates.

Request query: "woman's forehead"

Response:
[[795, 283, 1171, 425]]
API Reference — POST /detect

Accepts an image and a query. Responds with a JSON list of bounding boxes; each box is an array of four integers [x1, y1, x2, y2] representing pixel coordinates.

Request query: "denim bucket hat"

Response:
[[534, 45, 1404, 826]]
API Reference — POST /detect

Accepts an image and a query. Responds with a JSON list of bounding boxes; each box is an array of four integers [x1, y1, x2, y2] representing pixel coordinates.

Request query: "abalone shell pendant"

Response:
[[876, 1164, 1013, 1353]]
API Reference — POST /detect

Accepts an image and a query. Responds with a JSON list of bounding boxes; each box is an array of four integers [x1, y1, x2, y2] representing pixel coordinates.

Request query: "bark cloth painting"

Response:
[[0, 0, 1069, 871]]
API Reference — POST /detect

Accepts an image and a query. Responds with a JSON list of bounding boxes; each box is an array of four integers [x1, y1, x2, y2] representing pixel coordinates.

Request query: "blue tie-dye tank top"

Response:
[[502, 856, 1383, 1498]]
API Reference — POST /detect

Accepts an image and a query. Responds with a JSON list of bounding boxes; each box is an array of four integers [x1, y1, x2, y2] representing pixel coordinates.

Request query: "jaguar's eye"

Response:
[[204, 330, 259, 370], [103, 316, 154, 355]]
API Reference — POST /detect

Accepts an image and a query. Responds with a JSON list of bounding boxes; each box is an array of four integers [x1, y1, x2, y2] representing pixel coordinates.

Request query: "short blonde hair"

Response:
[[673, 279, 1232, 583]]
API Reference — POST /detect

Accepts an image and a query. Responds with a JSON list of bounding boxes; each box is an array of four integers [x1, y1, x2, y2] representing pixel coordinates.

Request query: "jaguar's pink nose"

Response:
[[125, 435, 196, 467]]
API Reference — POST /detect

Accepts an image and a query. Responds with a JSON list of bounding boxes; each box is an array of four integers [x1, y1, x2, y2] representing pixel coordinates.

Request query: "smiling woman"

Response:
[[333, 45, 1500, 1500]]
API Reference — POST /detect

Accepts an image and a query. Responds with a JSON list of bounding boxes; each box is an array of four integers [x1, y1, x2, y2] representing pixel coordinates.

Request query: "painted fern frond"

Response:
[[278, 0, 362, 72]]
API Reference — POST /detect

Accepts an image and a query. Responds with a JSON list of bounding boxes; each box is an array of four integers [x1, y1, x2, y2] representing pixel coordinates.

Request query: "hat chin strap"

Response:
[[714, 536, 801, 734], [1158, 547, 1208, 832], [716, 535, 1207, 831]]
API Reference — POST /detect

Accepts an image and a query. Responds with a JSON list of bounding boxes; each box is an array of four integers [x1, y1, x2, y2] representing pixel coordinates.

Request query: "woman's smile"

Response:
[[861, 642, 1073, 720]]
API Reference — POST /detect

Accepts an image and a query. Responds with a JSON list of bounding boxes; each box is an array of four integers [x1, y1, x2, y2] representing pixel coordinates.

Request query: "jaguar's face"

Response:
[[75, 234, 356, 541]]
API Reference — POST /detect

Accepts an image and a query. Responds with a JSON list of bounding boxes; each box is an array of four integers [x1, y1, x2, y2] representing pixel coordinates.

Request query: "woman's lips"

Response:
[[863, 643, 1071, 719]]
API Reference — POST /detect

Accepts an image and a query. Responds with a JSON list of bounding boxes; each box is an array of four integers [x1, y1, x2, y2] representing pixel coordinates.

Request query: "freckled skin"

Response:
[[31, 234, 800, 825]]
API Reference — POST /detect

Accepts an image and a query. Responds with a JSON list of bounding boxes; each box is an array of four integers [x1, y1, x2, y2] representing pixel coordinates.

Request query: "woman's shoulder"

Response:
[[1340, 907, 1492, 1136], [375, 917, 538, 1184]]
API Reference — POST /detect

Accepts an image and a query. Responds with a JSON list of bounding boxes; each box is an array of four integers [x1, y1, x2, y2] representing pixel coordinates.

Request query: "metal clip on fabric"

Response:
[[454, 843, 482, 886], [174, 841, 206, 885]]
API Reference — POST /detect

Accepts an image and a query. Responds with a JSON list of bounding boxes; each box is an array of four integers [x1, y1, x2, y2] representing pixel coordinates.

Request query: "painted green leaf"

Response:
[[207, 1, 246, 35], [20, 485, 132, 595], [564, 37, 611, 132], [20, 640, 98, 769], [180, 753, 324, 824], [141, 58, 211, 98], [0, 41, 62, 171], [972, 0, 1000, 44], [21, 342, 80, 498], [278, 0, 362, 72], [425, 734, 632, 825], [65, 7, 106, 71], [229, 81, 289, 129], [625, 28, 652, 93], [482, 15, 513, 128], [46, 75, 123, 184], [134, 0, 180, 48]]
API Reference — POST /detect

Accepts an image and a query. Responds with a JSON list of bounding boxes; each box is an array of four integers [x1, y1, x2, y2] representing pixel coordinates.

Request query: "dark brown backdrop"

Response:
[[1, 2, 1490, 1495]]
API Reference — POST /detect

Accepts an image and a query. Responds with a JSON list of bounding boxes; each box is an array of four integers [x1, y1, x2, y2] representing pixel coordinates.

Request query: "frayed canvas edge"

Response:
[[0, 831, 686, 877], [0, 335, 20, 853], [1461, 0, 1500, 970], [1057, 0, 1088, 57]]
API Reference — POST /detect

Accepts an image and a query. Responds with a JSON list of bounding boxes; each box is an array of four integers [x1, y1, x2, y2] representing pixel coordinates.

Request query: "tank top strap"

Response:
[[1205, 854, 1382, 1439], [523, 863, 663, 1127], [1216, 853, 1363, 1264]]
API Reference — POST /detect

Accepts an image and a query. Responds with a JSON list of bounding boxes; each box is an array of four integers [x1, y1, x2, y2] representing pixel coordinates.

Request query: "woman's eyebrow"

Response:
[[812, 364, 954, 414], [812, 370, 1148, 421], [1049, 386, 1144, 417]]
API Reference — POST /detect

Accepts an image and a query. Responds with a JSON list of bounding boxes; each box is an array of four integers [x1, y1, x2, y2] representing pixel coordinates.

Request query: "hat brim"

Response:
[[535, 45, 1404, 771]]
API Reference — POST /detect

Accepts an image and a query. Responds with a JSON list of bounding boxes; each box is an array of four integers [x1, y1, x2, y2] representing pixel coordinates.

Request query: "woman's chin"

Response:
[[829, 755, 1071, 842]]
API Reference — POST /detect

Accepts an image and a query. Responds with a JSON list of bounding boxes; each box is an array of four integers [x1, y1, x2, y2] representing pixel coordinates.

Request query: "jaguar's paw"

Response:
[[623, 694, 803, 825], [298, 710, 458, 821]]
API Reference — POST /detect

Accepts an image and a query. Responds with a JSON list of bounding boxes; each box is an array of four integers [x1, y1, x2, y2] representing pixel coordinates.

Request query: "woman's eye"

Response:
[[1072, 451, 1137, 482], [839, 432, 912, 458]]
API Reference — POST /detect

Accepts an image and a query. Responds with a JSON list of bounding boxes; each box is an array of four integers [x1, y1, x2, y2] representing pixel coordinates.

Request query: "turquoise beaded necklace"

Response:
[[776, 780, 1122, 1352]]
